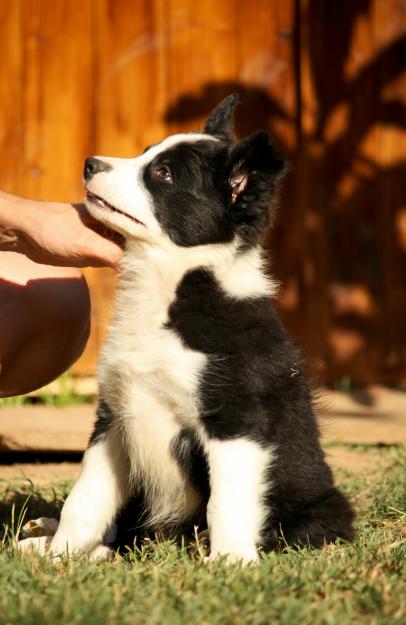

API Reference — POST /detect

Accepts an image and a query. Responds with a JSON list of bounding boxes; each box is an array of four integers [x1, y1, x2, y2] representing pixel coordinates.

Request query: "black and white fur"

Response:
[[51, 95, 354, 563]]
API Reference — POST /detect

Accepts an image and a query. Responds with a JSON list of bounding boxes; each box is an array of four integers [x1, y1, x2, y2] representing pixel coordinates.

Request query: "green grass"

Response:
[[0, 446, 405, 625], [0, 372, 95, 407]]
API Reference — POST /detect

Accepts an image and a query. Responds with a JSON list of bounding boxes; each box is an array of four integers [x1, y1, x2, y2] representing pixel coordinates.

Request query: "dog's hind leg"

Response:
[[275, 488, 355, 549], [50, 430, 129, 556], [205, 438, 273, 564]]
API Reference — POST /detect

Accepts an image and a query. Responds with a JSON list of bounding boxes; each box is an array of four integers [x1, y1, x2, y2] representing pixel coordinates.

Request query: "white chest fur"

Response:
[[96, 240, 274, 526], [99, 250, 207, 426], [98, 248, 208, 525]]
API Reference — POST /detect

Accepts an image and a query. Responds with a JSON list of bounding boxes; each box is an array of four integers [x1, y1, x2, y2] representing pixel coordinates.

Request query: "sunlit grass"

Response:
[[0, 446, 405, 624]]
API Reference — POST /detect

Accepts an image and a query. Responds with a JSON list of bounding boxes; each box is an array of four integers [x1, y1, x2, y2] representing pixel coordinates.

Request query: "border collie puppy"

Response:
[[50, 95, 354, 563]]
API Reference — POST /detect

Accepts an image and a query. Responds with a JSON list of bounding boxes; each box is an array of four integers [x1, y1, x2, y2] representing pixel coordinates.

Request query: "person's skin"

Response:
[[0, 190, 124, 397]]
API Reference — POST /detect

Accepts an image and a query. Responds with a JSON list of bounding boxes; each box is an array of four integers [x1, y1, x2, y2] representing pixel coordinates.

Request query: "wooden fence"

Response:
[[1, 0, 405, 383]]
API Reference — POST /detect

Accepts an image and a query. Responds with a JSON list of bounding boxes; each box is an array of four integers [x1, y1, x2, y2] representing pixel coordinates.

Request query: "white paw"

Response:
[[18, 535, 53, 555], [17, 517, 59, 555], [49, 531, 94, 556], [205, 547, 259, 566], [17, 516, 116, 562], [88, 544, 115, 562]]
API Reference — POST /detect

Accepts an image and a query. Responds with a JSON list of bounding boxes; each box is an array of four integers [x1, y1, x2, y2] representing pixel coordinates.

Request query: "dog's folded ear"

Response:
[[228, 131, 285, 199], [203, 93, 239, 141], [226, 131, 287, 241]]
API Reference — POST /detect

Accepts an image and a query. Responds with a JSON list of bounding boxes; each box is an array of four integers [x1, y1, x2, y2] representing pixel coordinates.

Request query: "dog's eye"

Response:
[[154, 166, 173, 184]]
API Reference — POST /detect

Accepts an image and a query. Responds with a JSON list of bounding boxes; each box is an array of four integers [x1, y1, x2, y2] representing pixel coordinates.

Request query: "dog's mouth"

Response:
[[86, 191, 145, 227]]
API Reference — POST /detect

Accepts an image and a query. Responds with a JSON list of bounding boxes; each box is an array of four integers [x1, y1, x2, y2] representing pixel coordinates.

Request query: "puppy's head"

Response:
[[84, 94, 285, 249]]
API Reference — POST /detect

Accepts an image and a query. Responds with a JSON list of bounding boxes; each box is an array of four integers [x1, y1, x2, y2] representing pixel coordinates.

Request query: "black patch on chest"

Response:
[[165, 268, 311, 441]]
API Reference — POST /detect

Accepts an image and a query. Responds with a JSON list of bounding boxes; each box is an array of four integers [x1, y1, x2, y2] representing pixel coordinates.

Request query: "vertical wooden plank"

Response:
[[20, 0, 94, 374], [21, 0, 93, 201], [299, 0, 382, 380], [373, 0, 406, 382], [298, 0, 406, 383], [328, 1, 387, 382], [326, 0, 406, 383], [94, 0, 167, 156], [296, 0, 333, 376], [165, 0, 238, 133], [0, 1, 24, 195], [235, 1, 301, 339], [235, 0, 296, 147]]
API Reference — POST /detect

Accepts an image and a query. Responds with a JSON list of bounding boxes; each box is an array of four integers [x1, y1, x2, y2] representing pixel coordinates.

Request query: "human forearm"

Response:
[[0, 189, 55, 258], [0, 189, 27, 251], [0, 189, 123, 267], [0, 189, 30, 232]]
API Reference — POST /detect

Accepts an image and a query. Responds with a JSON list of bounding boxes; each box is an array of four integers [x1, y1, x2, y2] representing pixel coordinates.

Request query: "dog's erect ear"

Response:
[[203, 94, 239, 141], [226, 131, 286, 242]]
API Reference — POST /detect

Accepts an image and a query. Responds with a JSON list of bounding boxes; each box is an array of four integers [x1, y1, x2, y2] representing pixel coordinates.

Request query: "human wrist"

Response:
[[0, 189, 33, 232]]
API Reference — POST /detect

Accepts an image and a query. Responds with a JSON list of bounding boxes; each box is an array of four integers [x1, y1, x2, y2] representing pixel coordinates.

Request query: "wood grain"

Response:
[[0, 1, 24, 194], [21, 0, 93, 201], [164, 0, 238, 133], [296, 0, 406, 382], [0, 0, 404, 383]]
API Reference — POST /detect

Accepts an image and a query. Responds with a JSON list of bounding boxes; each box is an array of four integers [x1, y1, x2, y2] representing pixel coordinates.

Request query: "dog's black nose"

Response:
[[84, 157, 111, 181]]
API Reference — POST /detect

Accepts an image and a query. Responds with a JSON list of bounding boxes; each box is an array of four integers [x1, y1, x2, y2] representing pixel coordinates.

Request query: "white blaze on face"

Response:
[[84, 133, 219, 242]]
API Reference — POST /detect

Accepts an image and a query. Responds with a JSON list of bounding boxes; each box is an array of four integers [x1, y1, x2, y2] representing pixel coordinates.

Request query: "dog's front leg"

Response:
[[50, 432, 129, 556], [205, 438, 271, 564]]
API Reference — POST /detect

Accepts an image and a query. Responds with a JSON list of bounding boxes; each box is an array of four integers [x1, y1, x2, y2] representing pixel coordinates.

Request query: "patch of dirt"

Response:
[[1, 387, 405, 485], [0, 462, 81, 484], [325, 447, 380, 475], [0, 405, 94, 452], [0, 447, 381, 486]]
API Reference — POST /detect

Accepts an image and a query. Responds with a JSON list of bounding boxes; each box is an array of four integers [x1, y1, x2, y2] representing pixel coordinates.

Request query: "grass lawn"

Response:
[[0, 444, 405, 625]]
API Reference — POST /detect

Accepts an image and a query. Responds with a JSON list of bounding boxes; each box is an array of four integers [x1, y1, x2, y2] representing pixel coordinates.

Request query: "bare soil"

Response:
[[0, 449, 382, 485], [0, 462, 81, 484], [0, 387, 405, 484]]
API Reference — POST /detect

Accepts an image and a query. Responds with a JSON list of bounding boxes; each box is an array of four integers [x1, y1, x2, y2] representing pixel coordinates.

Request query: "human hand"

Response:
[[0, 193, 124, 268]]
